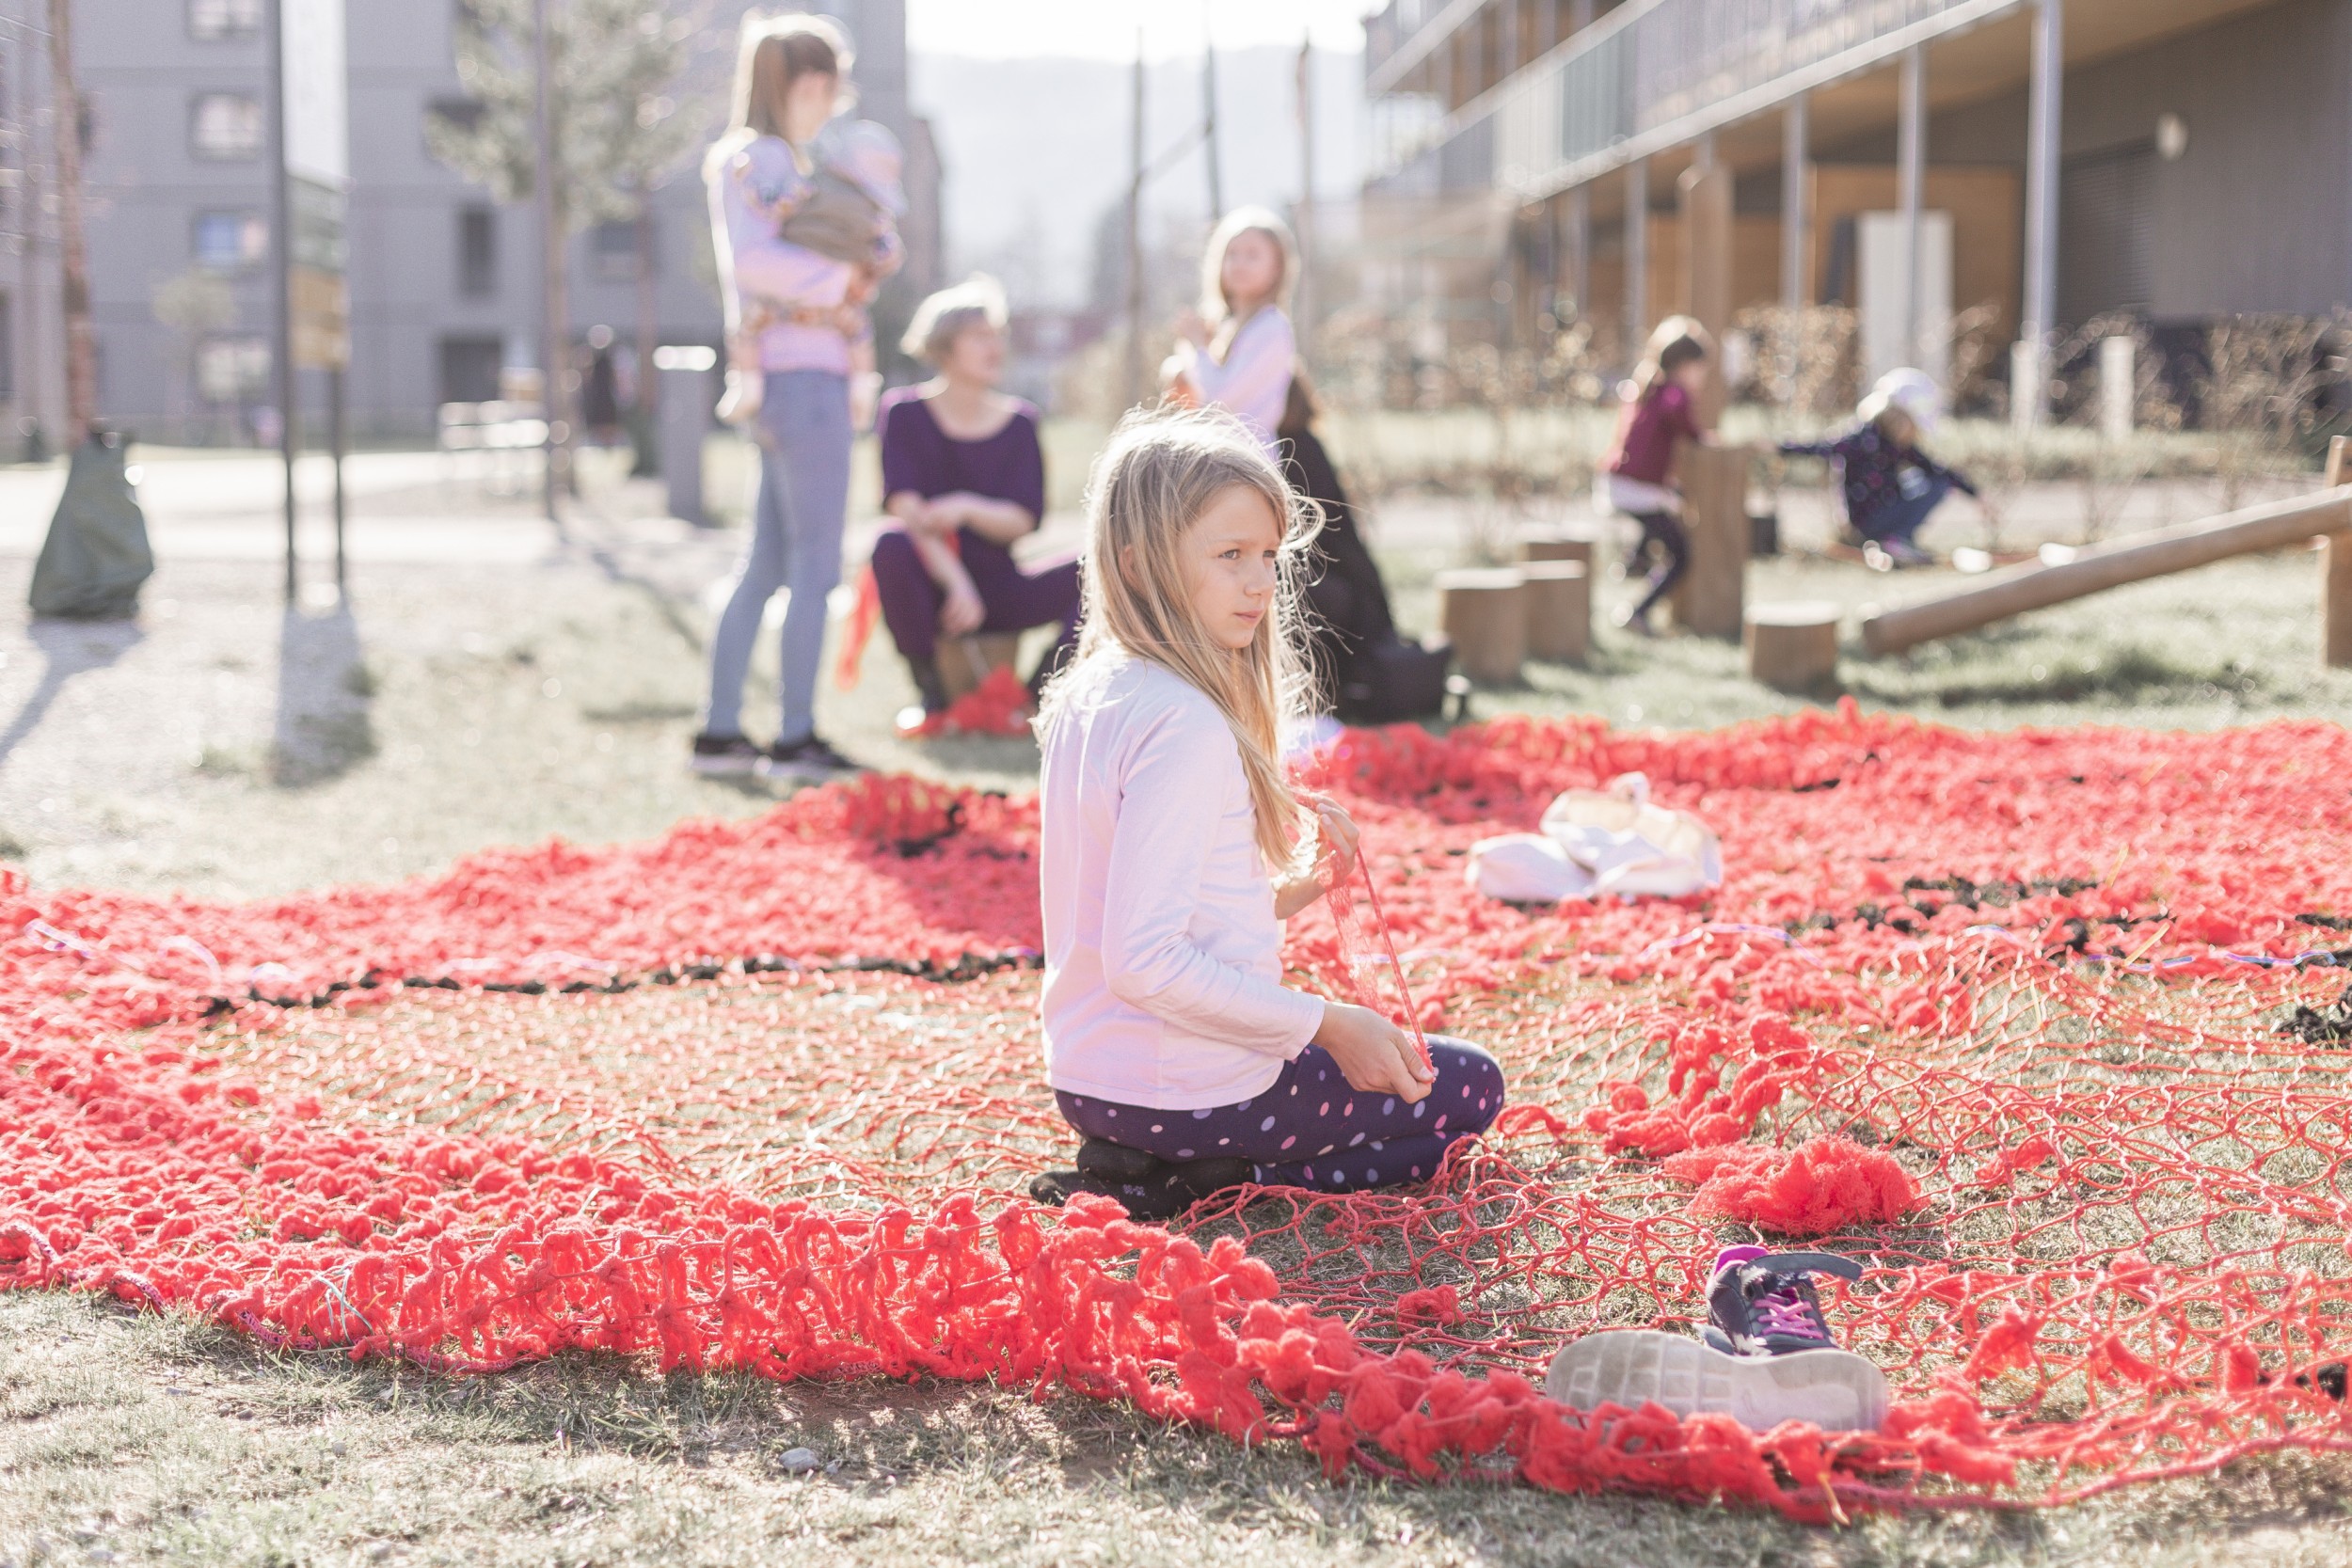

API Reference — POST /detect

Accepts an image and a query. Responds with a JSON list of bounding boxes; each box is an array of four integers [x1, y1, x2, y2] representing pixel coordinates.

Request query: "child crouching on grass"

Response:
[[1027, 407, 1505, 1222]]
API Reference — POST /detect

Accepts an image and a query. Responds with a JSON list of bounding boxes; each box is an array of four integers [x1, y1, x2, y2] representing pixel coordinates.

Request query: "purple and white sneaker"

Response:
[[1703, 1246, 1862, 1356], [1544, 1246, 1889, 1433]]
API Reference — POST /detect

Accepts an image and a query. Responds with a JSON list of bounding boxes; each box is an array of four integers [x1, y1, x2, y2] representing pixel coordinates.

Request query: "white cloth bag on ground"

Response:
[[1467, 772, 1723, 903]]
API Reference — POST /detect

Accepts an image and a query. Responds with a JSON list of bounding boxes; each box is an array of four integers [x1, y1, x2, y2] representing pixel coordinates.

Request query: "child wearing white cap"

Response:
[[1779, 368, 1978, 567]]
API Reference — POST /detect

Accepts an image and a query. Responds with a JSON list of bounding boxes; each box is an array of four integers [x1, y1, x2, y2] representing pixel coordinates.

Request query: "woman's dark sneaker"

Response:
[[757, 733, 863, 784], [1703, 1246, 1862, 1356], [690, 732, 762, 777]]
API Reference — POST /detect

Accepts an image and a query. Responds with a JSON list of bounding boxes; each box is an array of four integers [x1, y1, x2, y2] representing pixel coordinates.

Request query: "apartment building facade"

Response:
[[1360, 0, 2352, 411], [18, 0, 938, 445]]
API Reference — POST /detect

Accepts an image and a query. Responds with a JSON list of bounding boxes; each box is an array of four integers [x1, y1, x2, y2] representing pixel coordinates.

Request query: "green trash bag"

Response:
[[30, 434, 152, 620]]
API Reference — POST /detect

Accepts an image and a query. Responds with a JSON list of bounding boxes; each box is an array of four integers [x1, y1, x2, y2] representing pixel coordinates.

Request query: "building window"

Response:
[[189, 0, 263, 40], [193, 211, 268, 272], [590, 220, 643, 285], [457, 206, 498, 297], [438, 335, 504, 404], [191, 93, 263, 160], [197, 336, 271, 404]]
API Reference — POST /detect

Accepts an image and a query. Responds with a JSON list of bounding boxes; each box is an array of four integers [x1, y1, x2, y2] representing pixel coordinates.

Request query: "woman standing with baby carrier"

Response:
[[691, 15, 900, 783]]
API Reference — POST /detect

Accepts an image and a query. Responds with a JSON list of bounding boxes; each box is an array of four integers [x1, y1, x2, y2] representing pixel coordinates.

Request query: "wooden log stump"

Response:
[[938, 633, 1024, 702], [1436, 567, 1528, 686], [1520, 523, 1605, 569], [1521, 560, 1590, 664], [2328, 436, 2352, 670], [1745, 601, 1841, 693], [1669, 442, 1752, 639]]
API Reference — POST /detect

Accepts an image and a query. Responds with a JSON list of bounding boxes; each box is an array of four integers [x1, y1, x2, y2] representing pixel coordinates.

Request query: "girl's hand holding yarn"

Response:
[[1309, 798, 1359, 885], [1273, 800, 1359, 922], [1313, 1002, 1436, 1103]]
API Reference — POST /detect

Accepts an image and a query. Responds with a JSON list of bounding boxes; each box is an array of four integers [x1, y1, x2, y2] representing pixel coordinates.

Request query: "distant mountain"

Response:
[[910, 46, 1365, 309]]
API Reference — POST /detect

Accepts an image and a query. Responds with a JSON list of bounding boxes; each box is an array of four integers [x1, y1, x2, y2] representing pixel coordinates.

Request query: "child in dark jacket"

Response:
[[1597, 316, 1714, 634], [1780, 368, 1977, 567]]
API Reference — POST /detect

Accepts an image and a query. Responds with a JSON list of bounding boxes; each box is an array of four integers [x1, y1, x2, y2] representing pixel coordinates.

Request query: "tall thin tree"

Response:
[[429, 0, 707, 511]]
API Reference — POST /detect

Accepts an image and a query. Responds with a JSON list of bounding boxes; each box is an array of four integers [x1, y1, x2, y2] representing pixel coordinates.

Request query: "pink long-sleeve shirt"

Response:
[[1174, 307, 1295, 454], [1040, 652, 1327, 1109], [707, 133, 859, 375]]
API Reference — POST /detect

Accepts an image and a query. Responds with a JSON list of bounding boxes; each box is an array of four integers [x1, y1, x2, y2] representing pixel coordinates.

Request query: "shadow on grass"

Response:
[[1850, 641, 2270, 710]]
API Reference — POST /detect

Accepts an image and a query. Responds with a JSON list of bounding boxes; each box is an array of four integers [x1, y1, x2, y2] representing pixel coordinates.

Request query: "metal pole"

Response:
[[45, 0, 95, 452], [1122, 33, 1144, 409], [1781, 92, 1809, 314], [330, 364, 347, 594], [1202, 12, 1223, 219], [1566, 182, 1590, 318], [1624, 157, 1648, 359], [1295, 31, 1313, 341], [1898, 43, 1926, 368], [2016, 0, 2064, 427], [266, 0, 296, 601], [532, 0, 563, 518]]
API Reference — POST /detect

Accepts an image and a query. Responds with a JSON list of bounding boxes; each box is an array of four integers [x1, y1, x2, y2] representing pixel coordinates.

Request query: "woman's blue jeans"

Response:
[[703, 371, 851, 746]]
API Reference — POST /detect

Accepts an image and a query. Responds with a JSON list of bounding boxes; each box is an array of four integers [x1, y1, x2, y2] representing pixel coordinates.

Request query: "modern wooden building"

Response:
[[1359, 0, 2350, 417]]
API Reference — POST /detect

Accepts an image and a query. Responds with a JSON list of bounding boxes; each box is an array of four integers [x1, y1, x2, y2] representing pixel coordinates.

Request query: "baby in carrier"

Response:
[[719, 119, 907, 426]]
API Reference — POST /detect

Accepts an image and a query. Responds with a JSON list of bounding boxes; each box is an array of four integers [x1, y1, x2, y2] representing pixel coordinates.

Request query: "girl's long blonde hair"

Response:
[[1041, 406, 1322, 870]]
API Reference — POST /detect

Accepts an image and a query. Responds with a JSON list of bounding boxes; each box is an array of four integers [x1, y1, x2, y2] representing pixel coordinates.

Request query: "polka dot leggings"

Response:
[[1055, 1037, 1506, 1193]]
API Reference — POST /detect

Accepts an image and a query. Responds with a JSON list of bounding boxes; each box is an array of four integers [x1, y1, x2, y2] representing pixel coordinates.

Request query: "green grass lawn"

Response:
[[11, 1273, 2352, 1568]]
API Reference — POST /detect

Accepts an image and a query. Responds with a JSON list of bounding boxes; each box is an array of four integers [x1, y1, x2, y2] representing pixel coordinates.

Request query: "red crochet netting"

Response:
[[7, 702, 2352, 1519]]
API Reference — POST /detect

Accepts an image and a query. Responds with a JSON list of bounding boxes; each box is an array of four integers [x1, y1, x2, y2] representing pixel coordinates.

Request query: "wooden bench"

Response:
[[437, 401, 550, 500], [937, 633, 1024, 702]]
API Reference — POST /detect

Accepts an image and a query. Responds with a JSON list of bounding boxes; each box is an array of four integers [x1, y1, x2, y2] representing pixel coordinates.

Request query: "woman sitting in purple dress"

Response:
[[868, 276, 1081, 726]]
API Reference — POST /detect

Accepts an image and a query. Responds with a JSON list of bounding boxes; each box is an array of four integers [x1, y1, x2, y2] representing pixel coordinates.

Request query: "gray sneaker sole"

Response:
[[690, 753, 760, 778], [755, 755, 860, 784], [1544, 1329, 1889, 1433]]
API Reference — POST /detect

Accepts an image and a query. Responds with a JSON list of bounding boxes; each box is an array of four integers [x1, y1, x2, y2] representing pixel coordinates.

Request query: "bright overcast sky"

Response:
[[905, 0, 1378, 61]]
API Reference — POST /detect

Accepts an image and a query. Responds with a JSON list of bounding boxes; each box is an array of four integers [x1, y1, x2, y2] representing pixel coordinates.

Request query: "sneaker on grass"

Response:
[[1703, 1245, 1858, 1356], [756, 733, 864, 784], [1544, 1247, 1888, 1433], [689, 732, 762, 777]]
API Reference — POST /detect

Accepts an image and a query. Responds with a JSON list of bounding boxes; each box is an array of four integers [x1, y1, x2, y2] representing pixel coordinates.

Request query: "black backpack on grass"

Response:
[[1280, 418, 1451, 726]]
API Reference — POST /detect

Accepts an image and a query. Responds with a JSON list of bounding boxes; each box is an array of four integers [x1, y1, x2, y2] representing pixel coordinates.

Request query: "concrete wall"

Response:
[[1824, 0, 2352, 322]]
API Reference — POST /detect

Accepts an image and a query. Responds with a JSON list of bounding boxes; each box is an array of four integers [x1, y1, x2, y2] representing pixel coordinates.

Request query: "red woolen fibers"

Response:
[[1662, 1135, 1923, 1236]]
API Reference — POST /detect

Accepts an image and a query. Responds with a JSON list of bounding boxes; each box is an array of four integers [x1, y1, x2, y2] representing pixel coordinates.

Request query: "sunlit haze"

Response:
[[906, 0, 1377, 61]]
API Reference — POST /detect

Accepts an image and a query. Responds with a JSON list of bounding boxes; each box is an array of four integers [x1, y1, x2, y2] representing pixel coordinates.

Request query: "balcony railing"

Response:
[[1372, 0, 2026, 198]]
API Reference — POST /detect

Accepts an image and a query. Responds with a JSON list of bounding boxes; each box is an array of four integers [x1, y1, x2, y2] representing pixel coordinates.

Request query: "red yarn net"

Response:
[[8, 704, 2352, 1519]]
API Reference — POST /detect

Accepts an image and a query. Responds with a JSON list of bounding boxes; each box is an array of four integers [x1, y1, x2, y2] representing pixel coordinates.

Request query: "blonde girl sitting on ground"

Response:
[[1027, 407, 1506, 1221]]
